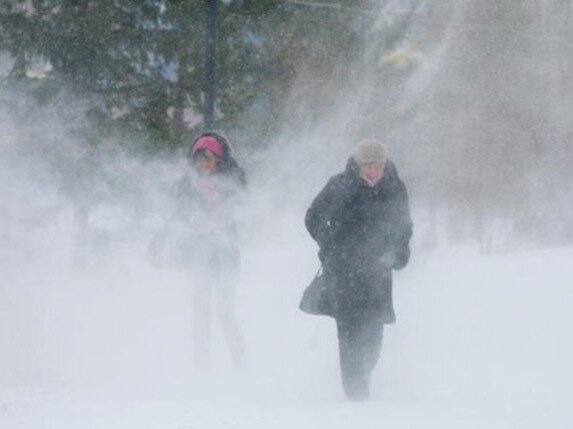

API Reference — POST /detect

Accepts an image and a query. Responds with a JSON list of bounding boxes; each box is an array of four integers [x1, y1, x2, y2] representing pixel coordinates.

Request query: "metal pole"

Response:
[[204, 0, 218, 130]]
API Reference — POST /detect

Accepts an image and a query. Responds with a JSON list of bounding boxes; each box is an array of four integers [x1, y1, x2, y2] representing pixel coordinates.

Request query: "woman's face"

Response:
[[195, 149, 218, 174], [359, 162, 384, 185]]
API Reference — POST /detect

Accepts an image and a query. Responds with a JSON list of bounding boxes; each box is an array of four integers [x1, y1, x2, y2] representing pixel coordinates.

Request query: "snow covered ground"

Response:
[[1, 231, 572, 428]]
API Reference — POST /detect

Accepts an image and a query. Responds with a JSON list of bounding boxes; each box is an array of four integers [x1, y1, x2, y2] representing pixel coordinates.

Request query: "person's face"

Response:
[[195, 149, 218, 174], [359, 162, 384, 185]]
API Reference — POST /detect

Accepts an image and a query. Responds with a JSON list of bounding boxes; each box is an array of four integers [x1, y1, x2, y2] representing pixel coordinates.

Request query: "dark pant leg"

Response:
[[336, 308, 384, 400]]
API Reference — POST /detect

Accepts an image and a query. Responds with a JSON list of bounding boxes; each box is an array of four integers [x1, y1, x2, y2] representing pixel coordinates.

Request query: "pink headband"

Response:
[[192, 136, 223, 157]]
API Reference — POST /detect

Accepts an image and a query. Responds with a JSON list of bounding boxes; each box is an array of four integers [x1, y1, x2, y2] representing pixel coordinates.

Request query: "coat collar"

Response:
[[344, 157, 399, 192]]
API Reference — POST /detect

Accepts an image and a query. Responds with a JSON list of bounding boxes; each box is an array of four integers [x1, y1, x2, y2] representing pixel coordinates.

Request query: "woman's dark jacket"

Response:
[[305, 158, 413, 322], [174, 155, 246, 270]]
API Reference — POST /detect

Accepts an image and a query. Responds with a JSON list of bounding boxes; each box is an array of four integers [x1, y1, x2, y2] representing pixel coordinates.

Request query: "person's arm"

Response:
[[305, 175, 347, 251]]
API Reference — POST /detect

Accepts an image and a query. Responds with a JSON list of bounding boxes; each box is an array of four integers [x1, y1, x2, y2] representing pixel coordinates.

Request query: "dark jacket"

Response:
[[305, 158, 413, 322], [173, 155, 246, 270]]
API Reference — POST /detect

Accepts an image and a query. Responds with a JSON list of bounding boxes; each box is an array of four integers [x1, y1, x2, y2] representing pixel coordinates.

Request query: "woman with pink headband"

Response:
[[178, 132, 247, 370]]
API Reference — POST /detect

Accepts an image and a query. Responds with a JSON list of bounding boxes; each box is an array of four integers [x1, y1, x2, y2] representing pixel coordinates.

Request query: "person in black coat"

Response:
[[178, 132, 247, 370], [305, 139, 413, 400]]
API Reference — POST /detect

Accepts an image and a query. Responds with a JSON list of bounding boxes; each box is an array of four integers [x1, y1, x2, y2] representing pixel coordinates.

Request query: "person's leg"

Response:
[[336, 310, 370, 400], [214, 271, 245, 369], [336, 308, 384, 400], [361, 311, 384, 384], [214, 251, 245, 369], [191, 269, 213, 370]]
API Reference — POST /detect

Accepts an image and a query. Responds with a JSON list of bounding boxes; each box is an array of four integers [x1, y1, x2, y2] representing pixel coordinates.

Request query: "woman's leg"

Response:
[[336, 308, 384, 400], [214, 252, 245, 369], [191, 268, 213, 370]]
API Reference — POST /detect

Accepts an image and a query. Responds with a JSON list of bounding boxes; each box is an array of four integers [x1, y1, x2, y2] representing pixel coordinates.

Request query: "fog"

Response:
[[1, 1, 572, 427]]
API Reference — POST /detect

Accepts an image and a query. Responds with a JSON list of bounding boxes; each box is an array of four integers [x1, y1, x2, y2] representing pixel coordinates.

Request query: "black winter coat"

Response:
[[305, 158, 413, 322], [174, 156, 246, 270]]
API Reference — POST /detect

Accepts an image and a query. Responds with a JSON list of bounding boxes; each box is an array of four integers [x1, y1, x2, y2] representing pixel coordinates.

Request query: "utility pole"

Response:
[[204, 0, 218, 130]]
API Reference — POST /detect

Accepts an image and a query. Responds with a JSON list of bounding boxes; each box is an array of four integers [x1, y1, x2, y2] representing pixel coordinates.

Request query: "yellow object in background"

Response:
[[379, 49, 412, 67]]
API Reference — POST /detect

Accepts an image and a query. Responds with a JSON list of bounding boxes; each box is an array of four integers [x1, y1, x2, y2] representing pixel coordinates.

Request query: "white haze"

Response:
[[1, 1, 572, 428]]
